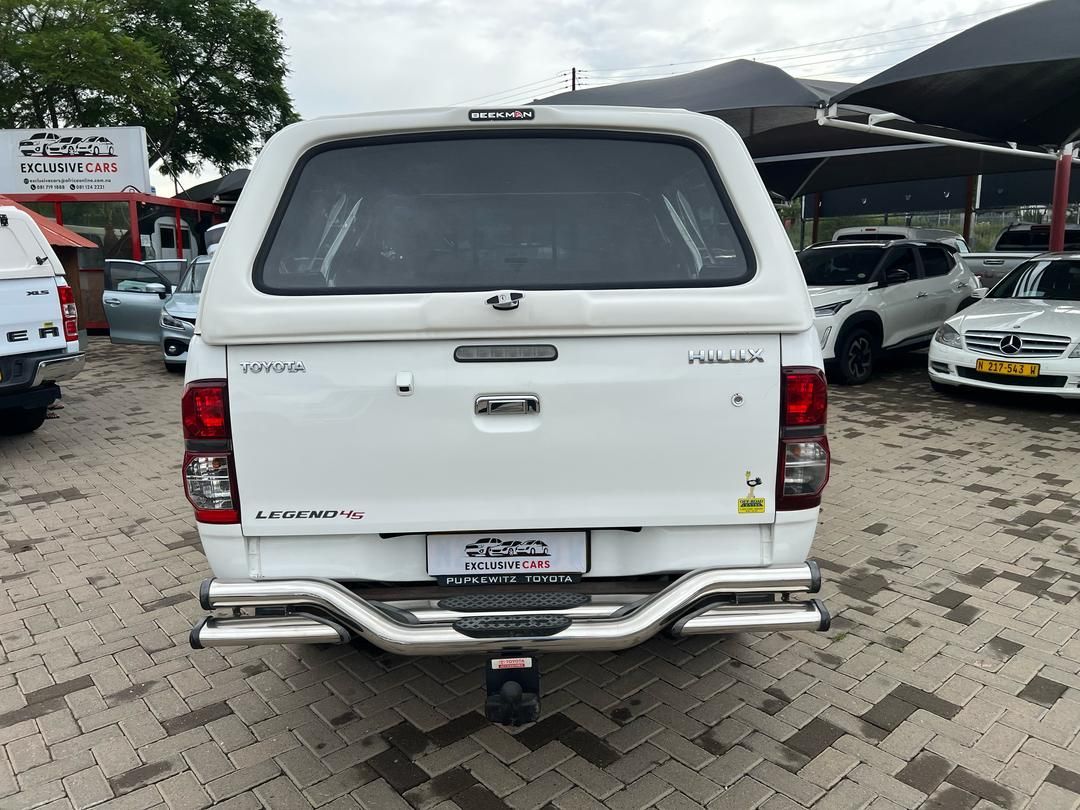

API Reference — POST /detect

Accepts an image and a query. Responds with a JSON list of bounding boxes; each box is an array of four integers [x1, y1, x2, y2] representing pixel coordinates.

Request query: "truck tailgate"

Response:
[[229, 335, 781, 536], [0, 277, 65, 358]]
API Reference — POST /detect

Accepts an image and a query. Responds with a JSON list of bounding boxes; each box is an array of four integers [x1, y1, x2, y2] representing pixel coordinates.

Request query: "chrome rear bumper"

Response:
[[190, 562, 828, 656], [31, 353, 85, 386]]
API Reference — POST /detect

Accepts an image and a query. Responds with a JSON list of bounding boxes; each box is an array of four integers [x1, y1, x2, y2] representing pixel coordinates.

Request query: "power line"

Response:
[[581, 2, 1028, 75], [449, 0, 1035, 107], [476, 79, 572, 106], [581, 34, 968, 86], [451, 73, 569, 106], [576, 25, 984, 91]]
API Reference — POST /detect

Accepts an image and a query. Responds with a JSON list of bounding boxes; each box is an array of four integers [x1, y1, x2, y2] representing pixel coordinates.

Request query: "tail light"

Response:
[[58, 285, 78, 341], [183, 452, 239, 523], [182, 382, 229, 440], [778, 368, 830, 510], [181, 380, 239, 523]]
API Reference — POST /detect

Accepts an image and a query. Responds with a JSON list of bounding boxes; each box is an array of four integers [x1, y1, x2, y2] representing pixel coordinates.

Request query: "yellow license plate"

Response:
[[975, 359, 1040, 377]]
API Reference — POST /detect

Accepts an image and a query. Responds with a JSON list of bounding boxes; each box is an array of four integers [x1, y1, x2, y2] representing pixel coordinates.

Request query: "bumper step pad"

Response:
[[438, 592, 590, 613], [453, 615, 572, 638]]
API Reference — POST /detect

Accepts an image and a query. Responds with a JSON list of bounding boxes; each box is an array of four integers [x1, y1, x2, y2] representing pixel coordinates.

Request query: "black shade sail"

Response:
[[537, 54, 1063, 200], [539, 59, 831, 138], [757, 143, 1054, 199], [832, 0, 1080, 147]]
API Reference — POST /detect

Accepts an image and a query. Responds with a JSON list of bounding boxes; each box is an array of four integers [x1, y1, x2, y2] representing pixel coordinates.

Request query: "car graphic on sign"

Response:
[[18, 132, 59, 156], [44, 136, 84, 156], [464, 537, 551, 557], [75, 136, 116, 157]]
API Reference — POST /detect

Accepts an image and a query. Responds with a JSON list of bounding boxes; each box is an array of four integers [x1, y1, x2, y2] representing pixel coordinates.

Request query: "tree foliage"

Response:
[[0, 0, 297, 176]]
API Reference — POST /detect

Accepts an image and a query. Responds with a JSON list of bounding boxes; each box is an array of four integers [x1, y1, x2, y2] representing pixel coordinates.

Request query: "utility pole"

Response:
[[571, 67, 577, 92]]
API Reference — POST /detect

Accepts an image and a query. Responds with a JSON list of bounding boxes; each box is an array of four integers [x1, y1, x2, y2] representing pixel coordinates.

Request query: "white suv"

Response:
[[183, 106, 831, 723], [799, 240, 980, 384]]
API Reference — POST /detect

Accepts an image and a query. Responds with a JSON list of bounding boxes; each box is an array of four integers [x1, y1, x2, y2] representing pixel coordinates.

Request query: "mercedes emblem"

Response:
[[999, 334, 1023, 355]]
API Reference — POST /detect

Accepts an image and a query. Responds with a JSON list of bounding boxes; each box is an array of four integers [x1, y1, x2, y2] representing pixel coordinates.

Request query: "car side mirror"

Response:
[[884, 268, 910, 285], [145, 282, 167, 297], [971, 287, 989, 299]]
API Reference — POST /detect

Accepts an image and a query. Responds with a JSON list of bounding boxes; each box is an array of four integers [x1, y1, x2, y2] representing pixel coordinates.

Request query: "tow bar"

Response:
[[484, 655, 541, 725]]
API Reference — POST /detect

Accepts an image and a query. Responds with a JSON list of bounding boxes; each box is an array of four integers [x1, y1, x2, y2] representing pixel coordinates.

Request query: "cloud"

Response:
[[159, 0, 1019, 189]]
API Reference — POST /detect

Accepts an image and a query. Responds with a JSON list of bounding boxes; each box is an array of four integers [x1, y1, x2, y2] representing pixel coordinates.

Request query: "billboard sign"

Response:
[[1, 126, 153, 194]]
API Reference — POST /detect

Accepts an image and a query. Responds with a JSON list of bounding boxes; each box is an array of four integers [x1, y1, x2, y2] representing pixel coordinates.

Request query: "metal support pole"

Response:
[[811, 193, 822, 243], [129, 199, 142, 261], [1050, 145, 1074, 252], [962, 175, 977, 242], [174, 205, 185, 260]]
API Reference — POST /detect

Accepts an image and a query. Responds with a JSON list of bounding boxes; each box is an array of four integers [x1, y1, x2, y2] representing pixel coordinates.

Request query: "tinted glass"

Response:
[[990, 259, 1080, 301], [159, 226, 176, 249], [997, 227, 1080, 251], [145, 259, 187, 286], [919, 247, 952, 277], [106, 260, 165, 293], [884, 247, 917, 279], [257, 136, 752, 294], [178, 258, 211, 293], [798, 246, 883, 286]]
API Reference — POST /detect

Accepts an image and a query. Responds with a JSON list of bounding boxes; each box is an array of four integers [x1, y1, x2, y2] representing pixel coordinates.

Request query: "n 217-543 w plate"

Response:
[[427, 531, 587, 586]]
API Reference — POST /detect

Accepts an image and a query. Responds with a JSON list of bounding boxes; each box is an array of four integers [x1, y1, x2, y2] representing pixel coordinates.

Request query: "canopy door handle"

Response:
[[475, 395, 539, 415]]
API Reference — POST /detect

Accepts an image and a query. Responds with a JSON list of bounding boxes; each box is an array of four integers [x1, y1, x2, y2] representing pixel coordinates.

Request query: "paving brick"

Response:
[[604, 773, 672, 810], [847, 763, 927, 809], [60, 766, 113, 809], [895, 751, 953, 795], [654, 759, 722, 805], [353, 776, 412, 809], [12, 339, 1080, 810], [706, 775, 772, 810], [749, 760, 824, 806], [156, 771, 211, 810], [506, 770, 573, 810], [798, 747, 859, 789], [205, 759, 281, 803], [303, 764, 376, 806], [945, 766, 1023, 810]]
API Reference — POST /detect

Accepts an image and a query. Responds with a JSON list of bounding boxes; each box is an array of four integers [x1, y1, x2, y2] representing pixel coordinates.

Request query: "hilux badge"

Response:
[[688, 349, 765, 364]]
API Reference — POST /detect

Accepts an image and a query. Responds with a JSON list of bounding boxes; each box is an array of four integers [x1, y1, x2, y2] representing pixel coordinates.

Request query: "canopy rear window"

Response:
[[255, 134, 753, 295]]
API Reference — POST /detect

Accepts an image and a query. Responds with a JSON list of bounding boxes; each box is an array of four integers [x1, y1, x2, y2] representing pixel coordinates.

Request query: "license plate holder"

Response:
[[975, 358, 1040, 377], [426, 531, 587, 586]]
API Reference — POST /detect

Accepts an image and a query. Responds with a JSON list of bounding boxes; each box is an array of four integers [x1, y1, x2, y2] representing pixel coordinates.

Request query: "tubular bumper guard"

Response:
[[190, 562, 829, 656]]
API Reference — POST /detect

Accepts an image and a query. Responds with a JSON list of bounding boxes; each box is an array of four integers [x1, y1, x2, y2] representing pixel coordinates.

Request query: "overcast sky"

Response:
[[155, 0, 1032, 193]]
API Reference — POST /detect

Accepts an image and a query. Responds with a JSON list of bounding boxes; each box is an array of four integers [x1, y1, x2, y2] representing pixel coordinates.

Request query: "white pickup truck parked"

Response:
[[184, 107, 831, 723], [0, 207, 85, 435], [962, 222, 1080, 286]]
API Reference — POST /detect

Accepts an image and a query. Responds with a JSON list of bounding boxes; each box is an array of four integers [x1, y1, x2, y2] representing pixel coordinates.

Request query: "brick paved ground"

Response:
[[3, 339, 1080, 809]]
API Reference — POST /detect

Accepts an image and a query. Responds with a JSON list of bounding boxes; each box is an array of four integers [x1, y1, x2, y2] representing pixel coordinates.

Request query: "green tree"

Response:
[[0, 0, 171, 129], [121, 0, 298, 176], [0, 0, 297, 178]]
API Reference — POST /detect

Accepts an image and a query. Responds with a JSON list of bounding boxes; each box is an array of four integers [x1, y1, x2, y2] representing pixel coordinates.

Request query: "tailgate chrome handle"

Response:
[[983, 259, 1005, 265], [475, 395, 539, 415]]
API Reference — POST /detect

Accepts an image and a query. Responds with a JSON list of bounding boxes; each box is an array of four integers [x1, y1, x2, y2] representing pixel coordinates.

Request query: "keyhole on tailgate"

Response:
[[731, 393, 744, 407], [396, 371, 414, 396]]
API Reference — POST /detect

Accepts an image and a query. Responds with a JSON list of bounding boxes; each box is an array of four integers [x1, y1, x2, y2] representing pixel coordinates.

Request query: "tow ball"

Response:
[[484, 655, 541, 725]]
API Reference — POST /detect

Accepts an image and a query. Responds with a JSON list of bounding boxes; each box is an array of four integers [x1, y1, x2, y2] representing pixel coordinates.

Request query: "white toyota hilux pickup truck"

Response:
[[185, 106, 831, 723], [0, 207, 84, 435]]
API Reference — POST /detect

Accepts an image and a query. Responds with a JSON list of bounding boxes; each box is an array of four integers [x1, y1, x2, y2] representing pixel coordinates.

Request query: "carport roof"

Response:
[[832, 0, 1080, 147], [0, 196, 96, 249]]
